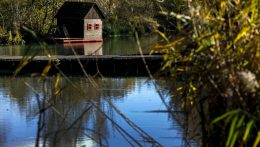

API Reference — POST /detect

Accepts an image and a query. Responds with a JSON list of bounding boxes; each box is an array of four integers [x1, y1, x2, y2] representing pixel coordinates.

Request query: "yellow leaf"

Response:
[[42, 61, 52, 76], [234, 26, 251, 43], [15, 57, 31, 76], [253, 132, 260, 147], [220, 1, 227, 11], [155, 30, 169, 43], [243, 60, 249, 66], [190, 82, 197, 91], [177, 68, 185, 72], [181, 100, 185, 108], [177, 86, 183, 91], [53, 74, 61, 96]]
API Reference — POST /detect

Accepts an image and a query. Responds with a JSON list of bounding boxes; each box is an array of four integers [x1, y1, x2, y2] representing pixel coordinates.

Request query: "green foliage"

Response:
[[0, 0, 159, 42], [0, 0, 63, 44], [156, 0, 260, 146], [101, 0, 159, 36], [0, 26, 7, 43], [14, 31, 24, 45], [8, 31, 13, 45], [103, 20, 134, 36], [212, 110, 259, 147]]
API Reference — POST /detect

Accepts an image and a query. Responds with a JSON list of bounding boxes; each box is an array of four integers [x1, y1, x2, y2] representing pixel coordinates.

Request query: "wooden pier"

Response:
[[0, 55, 163, 76], [52, 38, 103, 43]]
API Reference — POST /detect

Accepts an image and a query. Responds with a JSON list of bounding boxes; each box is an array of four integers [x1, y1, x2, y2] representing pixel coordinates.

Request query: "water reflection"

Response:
[[0, 35, 157, 56], [102, 35, 157, 55], [63, 42, 103, 55], [0, 42, 103, 56], [0, 76, 187, 146], [62, 42, 103, 55]]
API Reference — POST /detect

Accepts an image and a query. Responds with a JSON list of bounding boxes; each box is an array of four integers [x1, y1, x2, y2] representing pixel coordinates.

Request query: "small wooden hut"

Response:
[[55, 2, 105, 43]]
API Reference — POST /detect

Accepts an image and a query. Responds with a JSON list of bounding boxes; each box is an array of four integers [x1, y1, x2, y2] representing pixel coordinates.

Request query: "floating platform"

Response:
[[0, 55, 164, 76], [46, 38, 103, 44]]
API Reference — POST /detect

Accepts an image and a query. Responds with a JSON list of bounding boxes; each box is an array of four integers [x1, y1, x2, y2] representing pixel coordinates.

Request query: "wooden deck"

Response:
[[0, 55, 164, 76], [53, 38, 103, 43]]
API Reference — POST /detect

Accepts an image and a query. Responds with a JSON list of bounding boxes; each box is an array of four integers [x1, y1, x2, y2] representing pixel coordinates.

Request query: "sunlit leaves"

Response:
[[41, 61, 52, 76], [189, 82, 197, 92], [253, 132, 260, 147], [234, 26, 251, 44], [156, 37, 185, 49], [155, 30, 169, 43], [15, 56, 32, 76], [53, 74, 61, 97], [177, 86, 183, 91]]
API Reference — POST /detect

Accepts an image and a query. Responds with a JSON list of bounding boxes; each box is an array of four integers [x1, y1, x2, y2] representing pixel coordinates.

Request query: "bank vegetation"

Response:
[[156, 0, 260, 146]]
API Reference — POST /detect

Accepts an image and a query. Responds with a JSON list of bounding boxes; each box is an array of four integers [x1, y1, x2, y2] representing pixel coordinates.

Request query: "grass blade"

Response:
[[212, 110, 239, 124], [226, 115, 239, 146], [243, 119, 254, 142], [253, 132, 260, 147]]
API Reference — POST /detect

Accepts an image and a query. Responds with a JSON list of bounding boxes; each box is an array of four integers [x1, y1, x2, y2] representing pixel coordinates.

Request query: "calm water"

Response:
[[0, 76, 190, 147], [0, 36, 158, 56], [0, 36, 195, 146]]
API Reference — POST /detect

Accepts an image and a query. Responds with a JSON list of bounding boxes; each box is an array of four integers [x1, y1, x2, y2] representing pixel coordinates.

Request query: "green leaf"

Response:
[[226, 115, 239, 146], [230, 131, 239, 147], [212, 110, 239, 124], [237, 115, 245, 128], [225, 114, 235, 126], [227, 115, 245, 147], [243, 119, 254, 142]]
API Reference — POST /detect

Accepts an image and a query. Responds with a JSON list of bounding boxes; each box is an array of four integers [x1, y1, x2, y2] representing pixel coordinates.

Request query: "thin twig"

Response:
[[106, 98, 163, 146]]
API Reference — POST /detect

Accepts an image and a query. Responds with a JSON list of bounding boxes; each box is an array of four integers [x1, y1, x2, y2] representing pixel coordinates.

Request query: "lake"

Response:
[[0, 76, 191, 147], [0, 36, 158, 56], [0, 36, 196, 147]]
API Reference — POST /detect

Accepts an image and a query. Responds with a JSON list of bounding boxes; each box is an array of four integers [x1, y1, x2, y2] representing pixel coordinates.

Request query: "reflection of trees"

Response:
[[0, 76, 138, 146], [0, 124, 6, 147], [103, 35, 157, 55], [40, 77, 137, 146], [0, 77, 40, 117], [154, 78, 199, 146], [101, 78, 136, 99]]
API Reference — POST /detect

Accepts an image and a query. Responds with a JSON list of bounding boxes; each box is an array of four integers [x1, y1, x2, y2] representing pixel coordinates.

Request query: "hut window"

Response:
[[95, 24, 100, 30], [87, 24, 92, 31]]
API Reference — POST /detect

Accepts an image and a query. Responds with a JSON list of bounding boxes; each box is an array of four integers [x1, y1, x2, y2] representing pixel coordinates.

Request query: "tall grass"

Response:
[[156, 0, 259, 146]]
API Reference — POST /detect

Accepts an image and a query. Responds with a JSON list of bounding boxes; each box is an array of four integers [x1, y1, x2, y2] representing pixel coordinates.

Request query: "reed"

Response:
[[156, 0, 260, 146]]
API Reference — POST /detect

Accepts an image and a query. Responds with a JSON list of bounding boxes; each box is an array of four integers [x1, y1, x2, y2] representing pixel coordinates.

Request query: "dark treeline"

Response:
[[0, 0, 170, 44], [0, 0, 188, 44], [0, 0, 64, 44]]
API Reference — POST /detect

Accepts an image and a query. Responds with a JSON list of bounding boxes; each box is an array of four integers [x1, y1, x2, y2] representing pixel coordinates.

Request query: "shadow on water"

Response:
[[0, 76, 195, 146]]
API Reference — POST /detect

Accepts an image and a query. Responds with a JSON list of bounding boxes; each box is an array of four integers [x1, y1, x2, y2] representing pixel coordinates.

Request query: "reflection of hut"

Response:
[[55, 2, 105, 43], [63, 42, 103, 55]]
